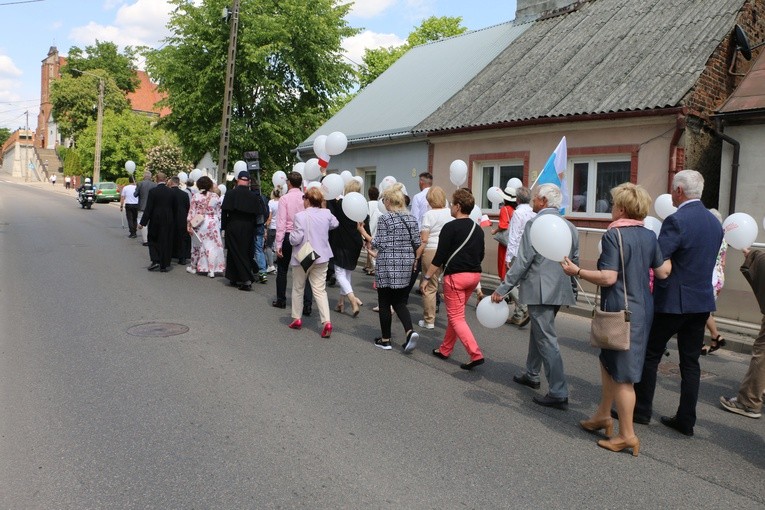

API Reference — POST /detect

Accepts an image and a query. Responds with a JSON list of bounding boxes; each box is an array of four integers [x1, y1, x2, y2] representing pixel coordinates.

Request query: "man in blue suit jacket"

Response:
[[632, 170, 724, 436]]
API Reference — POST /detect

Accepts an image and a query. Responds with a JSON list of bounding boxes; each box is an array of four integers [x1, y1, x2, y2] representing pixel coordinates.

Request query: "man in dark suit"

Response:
[[632, 169, 724, 436], [169, 176, 191, 265], [138, 172, 178, 272]]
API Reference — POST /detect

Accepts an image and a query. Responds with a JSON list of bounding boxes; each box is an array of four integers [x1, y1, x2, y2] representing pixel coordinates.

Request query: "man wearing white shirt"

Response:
[[505, 186, 536, 326], [120, 178, 139, 238], [410, 172, 432, 229]]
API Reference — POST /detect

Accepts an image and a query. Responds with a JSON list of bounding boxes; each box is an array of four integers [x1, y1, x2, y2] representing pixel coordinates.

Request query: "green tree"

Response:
[[63, 40, 139, 93], [0, 127, 11, 146], [58, 146, 84, 176], [358, 16, 466, 88], [143, 0, 359, 180], [75, 110, 173, 181], [50, 71, 130, 140], [145, 144, 193, 176]]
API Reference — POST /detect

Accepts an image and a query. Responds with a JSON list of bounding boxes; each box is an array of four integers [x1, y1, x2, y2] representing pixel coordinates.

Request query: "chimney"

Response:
[[515, 0, 584, 23]]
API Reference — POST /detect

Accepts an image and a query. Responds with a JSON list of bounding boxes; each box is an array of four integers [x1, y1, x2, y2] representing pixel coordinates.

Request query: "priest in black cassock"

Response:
[[221, 170, 260, 291], [138, 172, 179, 272], [169, 175, 191, 265]]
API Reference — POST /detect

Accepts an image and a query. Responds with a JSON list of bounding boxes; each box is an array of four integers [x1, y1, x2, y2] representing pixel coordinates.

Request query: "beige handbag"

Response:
[[589, 229, 631, 351]]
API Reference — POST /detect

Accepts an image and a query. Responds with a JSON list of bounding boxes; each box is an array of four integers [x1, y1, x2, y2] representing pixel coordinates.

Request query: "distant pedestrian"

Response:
[[169, 176, 191, 265], [50, 174, 56, 186], [134, 170, 157, 246], [65, 175, 71, 190], [186, 176, 225, 278], [138, 172, 178, 272], [120, 177, 139, 238]]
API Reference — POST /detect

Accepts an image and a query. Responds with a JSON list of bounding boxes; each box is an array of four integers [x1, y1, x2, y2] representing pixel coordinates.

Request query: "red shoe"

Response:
[[289, 319, 302, 330], [321, 322, 332, 338]]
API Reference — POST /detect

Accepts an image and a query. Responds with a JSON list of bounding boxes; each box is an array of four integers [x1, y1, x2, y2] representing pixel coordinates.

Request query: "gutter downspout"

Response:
[[712, 117, 740, 216], [667, 111, 687, 191]]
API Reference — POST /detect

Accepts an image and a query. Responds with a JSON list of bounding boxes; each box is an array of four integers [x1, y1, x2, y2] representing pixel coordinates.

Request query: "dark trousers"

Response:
[[377, 286, 413, 339], [634, 311, 709, 429], [276, 237, 312, 307], [125, 204, 139, 235]]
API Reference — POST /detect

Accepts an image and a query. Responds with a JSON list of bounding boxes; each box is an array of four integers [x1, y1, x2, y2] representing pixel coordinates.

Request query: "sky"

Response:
[[0, 0, 518, 132]]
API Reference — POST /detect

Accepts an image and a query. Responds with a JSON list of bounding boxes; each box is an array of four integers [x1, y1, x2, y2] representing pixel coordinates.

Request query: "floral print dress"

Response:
[[187, 192, 226, 274]]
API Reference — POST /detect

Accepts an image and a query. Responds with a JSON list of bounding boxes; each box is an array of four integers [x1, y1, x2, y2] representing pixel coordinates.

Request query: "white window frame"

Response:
[[473, 160, 524, 213], [566, 155, 631, 218]]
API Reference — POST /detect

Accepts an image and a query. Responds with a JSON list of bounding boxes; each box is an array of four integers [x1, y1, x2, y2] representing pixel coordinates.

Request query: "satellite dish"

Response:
[[733, 24, 752, 61]]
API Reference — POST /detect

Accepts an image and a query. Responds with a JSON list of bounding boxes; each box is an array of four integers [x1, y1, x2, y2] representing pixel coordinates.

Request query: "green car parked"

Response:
[[94, 182, 120, 203]]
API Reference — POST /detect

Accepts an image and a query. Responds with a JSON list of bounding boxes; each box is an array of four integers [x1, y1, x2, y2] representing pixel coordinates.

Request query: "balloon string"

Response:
[[574, 278, 594, 308]]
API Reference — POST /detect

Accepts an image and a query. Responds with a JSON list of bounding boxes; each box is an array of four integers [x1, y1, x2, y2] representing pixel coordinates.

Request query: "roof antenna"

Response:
[[729, 24, 765, 76]]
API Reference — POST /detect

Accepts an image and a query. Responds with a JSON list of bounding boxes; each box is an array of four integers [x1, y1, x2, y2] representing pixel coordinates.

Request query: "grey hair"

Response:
[[143, 170, 152, 179], [515, 186, 531, 205], [672, 169, 704, 199], [708, 208, 723, 224], [536, 183, 562, 209]]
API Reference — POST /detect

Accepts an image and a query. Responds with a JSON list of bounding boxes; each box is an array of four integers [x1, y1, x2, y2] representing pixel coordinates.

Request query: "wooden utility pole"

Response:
[[217, 0, 241, 183], [93, 77, 104, 183]]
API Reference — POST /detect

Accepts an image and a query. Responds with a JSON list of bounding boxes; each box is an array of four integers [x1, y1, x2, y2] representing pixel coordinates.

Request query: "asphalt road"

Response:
[[1, 180, 763, 509]]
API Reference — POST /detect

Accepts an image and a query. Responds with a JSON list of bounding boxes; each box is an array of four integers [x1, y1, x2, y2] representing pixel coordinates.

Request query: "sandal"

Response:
[[701, 335, 726, 355]]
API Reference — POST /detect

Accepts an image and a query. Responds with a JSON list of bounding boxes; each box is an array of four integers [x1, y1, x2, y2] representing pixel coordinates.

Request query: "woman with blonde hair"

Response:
[[418, 186, 452, 329], [327, 179, 368, 316], [288, 187, 339, 338], [562, 182, 671, 456], [369, 183, 421, 352]]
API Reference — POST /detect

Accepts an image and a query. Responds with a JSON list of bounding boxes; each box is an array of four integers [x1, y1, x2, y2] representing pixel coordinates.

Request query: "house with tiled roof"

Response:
[[295, 20, 530, 194]]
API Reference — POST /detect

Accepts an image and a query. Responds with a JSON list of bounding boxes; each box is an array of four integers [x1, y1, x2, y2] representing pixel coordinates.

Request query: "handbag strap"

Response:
[[595, 228, 629, 312], [443, 220, 477, 272], [398, 212, 418, 253]]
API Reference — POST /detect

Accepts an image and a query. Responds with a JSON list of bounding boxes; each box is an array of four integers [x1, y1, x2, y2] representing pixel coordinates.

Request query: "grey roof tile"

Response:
[[416, 0, 747, 133]]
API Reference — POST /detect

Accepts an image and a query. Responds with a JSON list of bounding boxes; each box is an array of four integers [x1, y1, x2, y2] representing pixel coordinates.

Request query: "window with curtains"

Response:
[[475, 162, 524, 211], [568, 157, 631, 216]]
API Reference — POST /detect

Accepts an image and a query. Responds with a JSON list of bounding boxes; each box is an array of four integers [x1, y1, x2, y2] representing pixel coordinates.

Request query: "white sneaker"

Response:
[[418, 320, 435, 330], [267, 265, 276, 274], [186, 266, 196, 274], [208, 271, 215, 278]]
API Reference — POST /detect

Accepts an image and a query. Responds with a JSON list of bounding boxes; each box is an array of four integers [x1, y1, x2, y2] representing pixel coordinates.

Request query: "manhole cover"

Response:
[[658, 361, 714, 380], [127, 322, 189, 338]]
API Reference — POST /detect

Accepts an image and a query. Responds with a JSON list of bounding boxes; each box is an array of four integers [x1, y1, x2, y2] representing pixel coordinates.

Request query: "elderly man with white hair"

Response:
[[492, 183, 579, 410]]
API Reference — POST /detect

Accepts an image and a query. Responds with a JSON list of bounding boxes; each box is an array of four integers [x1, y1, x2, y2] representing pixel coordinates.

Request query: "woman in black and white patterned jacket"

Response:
[[368, 183, 422, 353]]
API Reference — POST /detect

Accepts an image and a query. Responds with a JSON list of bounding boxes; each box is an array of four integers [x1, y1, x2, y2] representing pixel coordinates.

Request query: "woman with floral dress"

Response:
[[186, 176, 225, 277]]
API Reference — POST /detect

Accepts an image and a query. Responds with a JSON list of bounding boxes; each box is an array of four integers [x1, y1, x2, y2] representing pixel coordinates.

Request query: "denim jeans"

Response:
[[253, 224, 266, 273]]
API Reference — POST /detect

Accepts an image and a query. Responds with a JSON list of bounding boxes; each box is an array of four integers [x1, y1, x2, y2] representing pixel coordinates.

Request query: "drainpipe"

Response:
[[667, 111, 686, 191], [712, 118, 740, 216]]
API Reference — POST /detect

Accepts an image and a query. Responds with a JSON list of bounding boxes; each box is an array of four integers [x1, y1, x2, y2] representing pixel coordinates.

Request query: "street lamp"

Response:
[[73, 69, 105, 184]]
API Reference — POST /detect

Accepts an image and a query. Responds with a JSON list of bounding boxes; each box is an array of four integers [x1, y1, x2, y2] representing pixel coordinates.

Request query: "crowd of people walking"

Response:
[[125, 167, 763, 459]]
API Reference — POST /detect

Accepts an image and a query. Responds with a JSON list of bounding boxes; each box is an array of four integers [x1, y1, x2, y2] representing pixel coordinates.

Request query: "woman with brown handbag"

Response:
[[562, 183, 670, 456]]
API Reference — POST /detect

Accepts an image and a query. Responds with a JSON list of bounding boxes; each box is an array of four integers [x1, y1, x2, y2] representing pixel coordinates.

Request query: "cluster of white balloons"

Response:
[[312, 131, 348, 169]]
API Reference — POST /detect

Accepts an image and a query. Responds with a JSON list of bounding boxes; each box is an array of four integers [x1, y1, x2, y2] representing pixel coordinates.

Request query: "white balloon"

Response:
[[189, 168, 203, 182], [233, 160, 247, 174], [487, 186, 504, 205], [530, 214, 572, 262], [320, 173, 344, 200], [218, 184, 227, 195], [643, 216, 662, 238], [272, 170, 287, 188], [342, 192, 368, 222], [476, 297, 510, 329], [125, 160, 136, 174], [178, 171, 189, 183], [281, 183, 288, 195], [723, 212, 758, 250], [449, 159, 468, 187], [313, 135, 327, 154], [654, 193, 676, 220], [304, 158, 321, 180], [507, 177, 523, 190], [378, 198, 387, 214], [379, 175, 396, 193], [325, 131, 348, 156], [353, 175, 364, 186], [340, 170, 353, 184], [469, 204, 482, 223], [292, 162, 306, 177], [306, 181, 321, 190]]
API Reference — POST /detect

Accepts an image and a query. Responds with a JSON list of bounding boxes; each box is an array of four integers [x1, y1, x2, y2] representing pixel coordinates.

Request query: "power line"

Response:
[[0, 0, 45, 6]]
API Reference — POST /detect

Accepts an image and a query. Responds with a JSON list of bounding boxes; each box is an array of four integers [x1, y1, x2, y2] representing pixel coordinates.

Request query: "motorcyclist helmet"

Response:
[[85, 178, 91, 184]]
